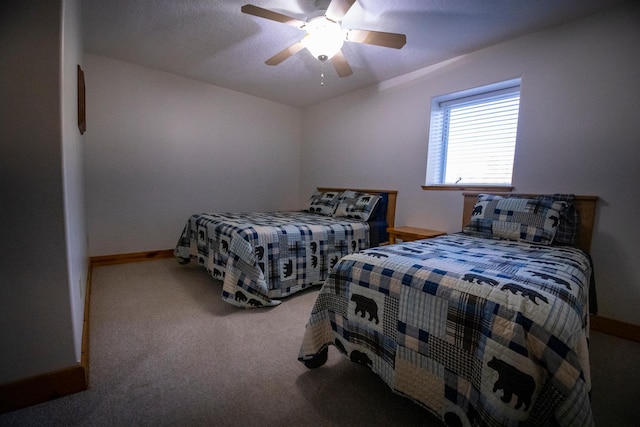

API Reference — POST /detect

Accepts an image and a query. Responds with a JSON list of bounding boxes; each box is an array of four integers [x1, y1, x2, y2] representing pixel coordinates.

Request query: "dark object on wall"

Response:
[[77, 64, 85, 135]]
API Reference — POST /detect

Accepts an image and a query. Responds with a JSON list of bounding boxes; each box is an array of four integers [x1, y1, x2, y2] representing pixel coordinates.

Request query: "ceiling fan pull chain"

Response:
[[319, 54, 328, 86]]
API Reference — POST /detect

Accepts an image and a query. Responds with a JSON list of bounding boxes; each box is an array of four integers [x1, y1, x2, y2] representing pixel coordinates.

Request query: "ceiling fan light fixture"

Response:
[[302, 16, 344, 60]]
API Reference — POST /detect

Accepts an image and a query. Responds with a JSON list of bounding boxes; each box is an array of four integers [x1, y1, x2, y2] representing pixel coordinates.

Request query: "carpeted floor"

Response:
[[1, 258, 639, 426]]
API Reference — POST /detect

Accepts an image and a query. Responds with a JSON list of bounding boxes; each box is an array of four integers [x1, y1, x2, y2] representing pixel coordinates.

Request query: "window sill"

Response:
[[421, 185, 514, 192]]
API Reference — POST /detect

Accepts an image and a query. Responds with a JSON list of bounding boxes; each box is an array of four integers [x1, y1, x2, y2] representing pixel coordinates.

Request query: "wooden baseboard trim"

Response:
[[590, 315, 640, 343], [90, 249, 174, 267], [0, 365, 87, 414], [81, 260, 93, 384]]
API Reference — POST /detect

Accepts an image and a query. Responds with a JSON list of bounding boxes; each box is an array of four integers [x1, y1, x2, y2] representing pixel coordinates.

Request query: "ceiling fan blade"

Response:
[[346, 29, 407, 49], [325, 0, 356, 22], [330, 50, 353, 77], [241, 4, 306, 28], [265, 41, 305, 66]]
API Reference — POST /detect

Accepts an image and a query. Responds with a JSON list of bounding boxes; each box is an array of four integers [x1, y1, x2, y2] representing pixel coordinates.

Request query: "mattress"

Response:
[[175, 211, 374, 308], [299, 233, 594, 426]]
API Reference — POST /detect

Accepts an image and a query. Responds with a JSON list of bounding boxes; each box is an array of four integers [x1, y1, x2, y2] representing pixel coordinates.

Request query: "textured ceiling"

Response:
[[82, 0, 628, 108]]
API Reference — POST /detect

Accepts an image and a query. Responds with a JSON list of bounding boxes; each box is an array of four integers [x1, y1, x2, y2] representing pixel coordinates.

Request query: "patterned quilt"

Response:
[[174, 211, 370, 308], [298, 234, 594, 426]]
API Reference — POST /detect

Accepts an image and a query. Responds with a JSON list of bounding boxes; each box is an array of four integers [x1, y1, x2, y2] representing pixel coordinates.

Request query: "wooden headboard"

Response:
[[462, 193, 598, 252], [316, 187, 397, 229]]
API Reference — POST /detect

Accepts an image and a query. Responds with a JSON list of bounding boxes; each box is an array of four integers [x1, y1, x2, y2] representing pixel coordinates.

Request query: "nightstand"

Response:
[[387, 226, 446, 244]]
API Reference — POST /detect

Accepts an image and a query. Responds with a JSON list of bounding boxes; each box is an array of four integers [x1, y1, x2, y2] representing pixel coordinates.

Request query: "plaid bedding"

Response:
[[174, 211, 370, 308], [298, 233, 594, 426]]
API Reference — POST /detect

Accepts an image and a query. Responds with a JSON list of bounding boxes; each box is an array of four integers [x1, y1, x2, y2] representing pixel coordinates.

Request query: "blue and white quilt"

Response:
[[174, 211, 370, 308], [299, 233, 594, 426]]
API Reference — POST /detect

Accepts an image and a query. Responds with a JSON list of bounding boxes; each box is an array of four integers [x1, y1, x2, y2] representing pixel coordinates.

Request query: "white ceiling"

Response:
[[82, 0, 628, 108]]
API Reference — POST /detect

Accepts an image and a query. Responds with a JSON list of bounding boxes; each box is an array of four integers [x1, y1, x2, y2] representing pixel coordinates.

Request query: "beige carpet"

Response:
[[1, 258, 639, 426]]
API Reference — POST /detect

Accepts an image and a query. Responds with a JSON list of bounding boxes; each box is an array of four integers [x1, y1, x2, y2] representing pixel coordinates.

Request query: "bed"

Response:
[[298, 192, 598, 426], [174, 187, 397, 308]]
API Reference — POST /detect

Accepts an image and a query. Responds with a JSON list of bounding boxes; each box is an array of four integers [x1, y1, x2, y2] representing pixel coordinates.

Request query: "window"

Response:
[[425, 79, 521, 189]]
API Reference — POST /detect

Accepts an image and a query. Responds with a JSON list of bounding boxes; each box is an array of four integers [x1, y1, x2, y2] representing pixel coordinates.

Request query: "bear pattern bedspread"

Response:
[[298, 233, 594, 426], [174, 211, 370, 308]]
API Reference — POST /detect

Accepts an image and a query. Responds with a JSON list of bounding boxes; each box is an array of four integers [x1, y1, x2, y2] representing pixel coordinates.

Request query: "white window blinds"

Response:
[[426, 81, 521, 186]]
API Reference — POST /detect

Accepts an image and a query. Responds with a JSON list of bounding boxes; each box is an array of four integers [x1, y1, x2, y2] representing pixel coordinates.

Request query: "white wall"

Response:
[[61, 0, 88, 368], [301, 4, 640, 325], [84, 55, 302, 256], [0, 0, 86, 384]]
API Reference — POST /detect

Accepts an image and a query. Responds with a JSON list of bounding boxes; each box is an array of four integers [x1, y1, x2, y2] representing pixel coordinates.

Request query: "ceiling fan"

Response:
[[241, 0, 407, 78]]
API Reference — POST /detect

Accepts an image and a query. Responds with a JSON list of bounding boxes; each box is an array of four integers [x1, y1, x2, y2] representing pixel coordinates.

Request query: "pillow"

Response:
[[533, 194, 578, 245], [306, 190, 342, 216], [463, 194, 567, 245], [368, 192, 388, 222], [333, 190, 381, 221]]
